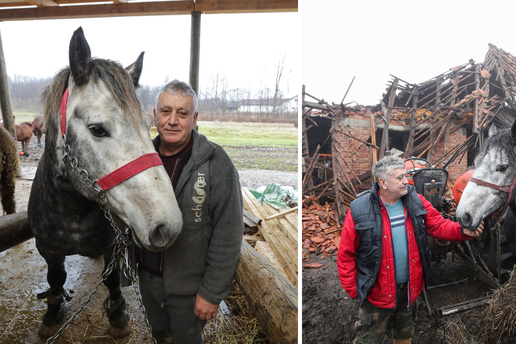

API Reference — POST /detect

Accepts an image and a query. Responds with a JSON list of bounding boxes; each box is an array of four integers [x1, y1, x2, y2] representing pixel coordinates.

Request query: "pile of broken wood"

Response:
[[301, 195, 341, 267]]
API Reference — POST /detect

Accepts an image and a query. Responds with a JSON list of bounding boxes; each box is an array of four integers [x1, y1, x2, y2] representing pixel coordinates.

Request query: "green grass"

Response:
[[13, 110, 38, 123], [197, 123, 297, 148], [151, 121, 298, 172]]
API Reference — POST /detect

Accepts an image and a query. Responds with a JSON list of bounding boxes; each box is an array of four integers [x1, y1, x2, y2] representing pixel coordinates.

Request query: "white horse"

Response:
[[28, 27, 182, 338], [456, 120, 516, 230]]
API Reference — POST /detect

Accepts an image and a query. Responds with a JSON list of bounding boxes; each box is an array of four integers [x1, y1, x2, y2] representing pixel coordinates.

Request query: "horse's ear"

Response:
[[489, 123, 498, 137], [512, 119, 516, 143], [69, 27, 91, 87], [125, 52, 144, 88]]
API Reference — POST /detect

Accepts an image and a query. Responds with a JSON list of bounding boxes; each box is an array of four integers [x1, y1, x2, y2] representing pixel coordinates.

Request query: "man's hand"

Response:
[[463, 221, 484, 237], [194, 293, 219, 321]]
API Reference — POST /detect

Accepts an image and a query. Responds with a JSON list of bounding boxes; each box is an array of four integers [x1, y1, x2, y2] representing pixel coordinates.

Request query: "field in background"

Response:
[[14, 111, 298, 172], [153, 121, 298, 172]]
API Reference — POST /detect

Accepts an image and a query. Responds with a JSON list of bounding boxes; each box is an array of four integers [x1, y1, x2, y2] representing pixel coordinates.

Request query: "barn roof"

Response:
[[0, 0, 297, 21]]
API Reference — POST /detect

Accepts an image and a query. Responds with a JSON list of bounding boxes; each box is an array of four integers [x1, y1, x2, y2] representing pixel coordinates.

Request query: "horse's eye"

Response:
[[89, 125, 107, 137], [497, 164, 509, 173]]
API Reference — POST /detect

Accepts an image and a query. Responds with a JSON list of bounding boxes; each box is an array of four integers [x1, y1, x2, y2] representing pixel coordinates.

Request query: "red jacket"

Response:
[[338, 192, 470, 309]]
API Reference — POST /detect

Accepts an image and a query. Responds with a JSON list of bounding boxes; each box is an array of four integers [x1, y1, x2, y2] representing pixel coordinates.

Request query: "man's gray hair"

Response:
[[155, 79, 198, 114], [372, 156, 406, 180]]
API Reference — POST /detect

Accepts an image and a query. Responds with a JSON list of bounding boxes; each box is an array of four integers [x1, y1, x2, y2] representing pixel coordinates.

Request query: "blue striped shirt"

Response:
[[385, 199, 409, 284]]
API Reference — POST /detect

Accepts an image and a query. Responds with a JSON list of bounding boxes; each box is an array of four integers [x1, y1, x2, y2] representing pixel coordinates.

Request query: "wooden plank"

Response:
[[242, 188, 297, 286], [243, 208, 261, 224], [265, 206, 298, 220]]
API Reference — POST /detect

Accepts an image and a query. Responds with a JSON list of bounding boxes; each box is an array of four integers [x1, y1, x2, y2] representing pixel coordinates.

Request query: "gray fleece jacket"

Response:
[[153, 130, 243, 305]]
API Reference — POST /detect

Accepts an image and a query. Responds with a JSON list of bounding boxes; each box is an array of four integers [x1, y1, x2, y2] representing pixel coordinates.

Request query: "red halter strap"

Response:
[[59, 87, 163, 191], [469, 174, 516, 220], [97, 153, 163, 191], [60, 88, 70, 137]]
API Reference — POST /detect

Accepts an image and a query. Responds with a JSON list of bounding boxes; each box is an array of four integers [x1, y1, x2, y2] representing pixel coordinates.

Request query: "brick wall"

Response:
[[333, 109, 467, 191]]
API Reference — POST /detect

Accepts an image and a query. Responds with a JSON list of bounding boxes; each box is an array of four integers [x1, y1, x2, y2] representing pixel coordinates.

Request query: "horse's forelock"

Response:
[[475, 127, 516, 167], [41, 58, 142, 133], [89, 59, 141, 119]]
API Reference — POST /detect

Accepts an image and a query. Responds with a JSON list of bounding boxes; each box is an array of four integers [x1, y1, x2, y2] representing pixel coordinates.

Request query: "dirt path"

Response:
[[302, 252, 493, 344]]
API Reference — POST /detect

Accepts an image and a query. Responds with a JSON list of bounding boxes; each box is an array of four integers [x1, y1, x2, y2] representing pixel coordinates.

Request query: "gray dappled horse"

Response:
[[456, 120, 516, 231], [28, 27, 183, 338]]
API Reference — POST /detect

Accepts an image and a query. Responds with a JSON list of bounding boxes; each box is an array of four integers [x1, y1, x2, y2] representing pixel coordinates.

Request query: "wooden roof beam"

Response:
[[24, 0, 58, 7], [0, 1, 194, 20], [0, 0, 297, 21], [195, 0, 297, 13]]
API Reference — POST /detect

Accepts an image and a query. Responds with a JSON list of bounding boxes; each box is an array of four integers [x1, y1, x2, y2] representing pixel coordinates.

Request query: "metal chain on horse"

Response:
[[46, 140, 156, 344]]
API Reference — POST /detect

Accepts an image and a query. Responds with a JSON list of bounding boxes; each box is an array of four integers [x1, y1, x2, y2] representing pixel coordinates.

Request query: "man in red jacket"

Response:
[[337, 156, 483, 344]]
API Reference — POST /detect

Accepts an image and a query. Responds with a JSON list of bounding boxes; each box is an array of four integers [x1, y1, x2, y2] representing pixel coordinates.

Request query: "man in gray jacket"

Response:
[[137, 79, 243, 344]]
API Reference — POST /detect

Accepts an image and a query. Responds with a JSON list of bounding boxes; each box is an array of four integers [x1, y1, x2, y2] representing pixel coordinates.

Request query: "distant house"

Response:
[[239, 95, 298, 113]]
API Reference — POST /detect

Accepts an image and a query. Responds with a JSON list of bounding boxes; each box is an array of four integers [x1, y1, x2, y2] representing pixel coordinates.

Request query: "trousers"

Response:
[[354, 284, 416, 343], [138, 268, 206, 344]]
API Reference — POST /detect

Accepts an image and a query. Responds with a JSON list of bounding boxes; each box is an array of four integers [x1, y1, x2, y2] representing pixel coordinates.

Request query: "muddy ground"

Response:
[[302, 245, 510, 344], [0, 138, 298, 344]]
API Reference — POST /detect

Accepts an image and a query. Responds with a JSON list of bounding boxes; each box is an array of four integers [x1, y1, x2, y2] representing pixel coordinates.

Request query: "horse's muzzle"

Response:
[[148, 224, 178, 251]]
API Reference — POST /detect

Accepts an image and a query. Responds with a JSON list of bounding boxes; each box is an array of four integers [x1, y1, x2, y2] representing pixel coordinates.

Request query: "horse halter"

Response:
[[59, 87, 162, 191], [469, 173, 516, 220]]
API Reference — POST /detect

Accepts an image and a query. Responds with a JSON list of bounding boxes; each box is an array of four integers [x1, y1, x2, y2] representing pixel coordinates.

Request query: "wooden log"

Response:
[[235, 240, 298, 344], [0, 212, 32, 253]]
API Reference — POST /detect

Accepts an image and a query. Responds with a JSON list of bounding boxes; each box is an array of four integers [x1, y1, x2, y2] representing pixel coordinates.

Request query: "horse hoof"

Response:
[[38, 323, 62, 339], [107, 323, 131, 338]]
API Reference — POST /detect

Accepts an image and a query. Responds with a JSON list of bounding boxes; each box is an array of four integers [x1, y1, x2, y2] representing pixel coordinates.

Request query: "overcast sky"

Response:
[[0, 11, 299, 98], [302, 0, 516, 106]]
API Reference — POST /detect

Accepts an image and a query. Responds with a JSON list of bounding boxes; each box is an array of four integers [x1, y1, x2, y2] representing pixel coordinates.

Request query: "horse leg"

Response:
[[102, 248, 131, 338], [22, 140, 29, 157], [37, 253, 70, 338]]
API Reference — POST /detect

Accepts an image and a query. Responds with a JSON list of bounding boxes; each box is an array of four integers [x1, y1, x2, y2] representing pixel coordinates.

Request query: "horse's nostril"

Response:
[[148, 224, 174, 250], [461, 213, 472, 227]]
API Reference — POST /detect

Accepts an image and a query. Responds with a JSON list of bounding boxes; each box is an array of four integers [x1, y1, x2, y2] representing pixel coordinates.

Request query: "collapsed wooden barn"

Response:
[[303, 43, 516, 228]]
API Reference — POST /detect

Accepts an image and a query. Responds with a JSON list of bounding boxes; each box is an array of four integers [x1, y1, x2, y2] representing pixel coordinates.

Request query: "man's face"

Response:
[[154, 92, 198, 154], [380, 167, 409, 199]]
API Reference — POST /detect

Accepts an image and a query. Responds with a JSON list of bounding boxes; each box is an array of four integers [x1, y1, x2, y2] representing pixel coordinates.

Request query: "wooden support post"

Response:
[[0, 28, 21, 177], [235, 240, 298, 344], [380, 78, 398, 158], [189, 11, 201, 95], [428, 78, 442, 161], [370, 112, 377, 186], [473, 64, 480, 134], [331, 121, 343, 225], [404, 86, 418, 158], [0, 28, 14, 136]]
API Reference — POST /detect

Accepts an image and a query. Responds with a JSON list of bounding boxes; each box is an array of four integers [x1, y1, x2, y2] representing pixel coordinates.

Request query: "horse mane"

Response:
[[41, 58, 141, 135], [475, 127, 516, 166]]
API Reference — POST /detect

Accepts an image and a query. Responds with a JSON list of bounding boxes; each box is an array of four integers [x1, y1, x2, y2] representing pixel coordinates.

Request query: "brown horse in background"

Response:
[[32, 115, 44, 146], [0, 126, 18, 214], [0, 121, 33, 156], [15, 122, 32, 156]]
